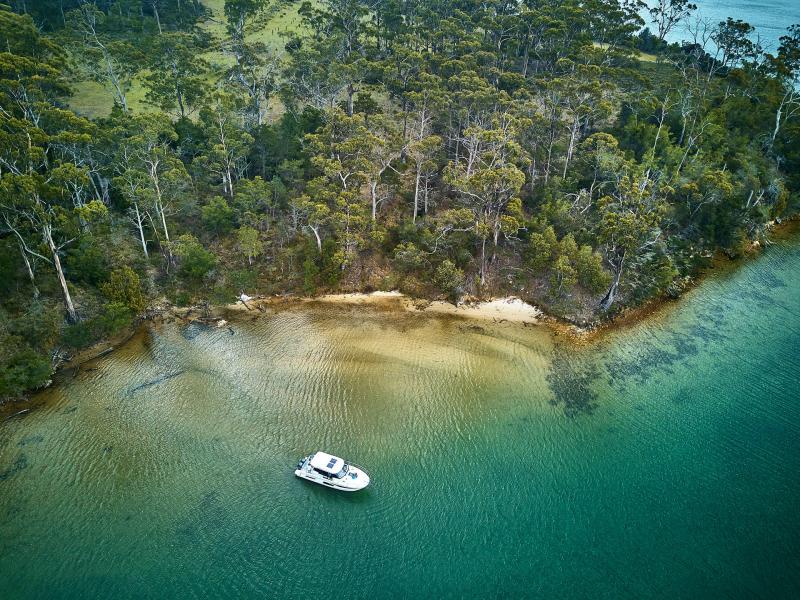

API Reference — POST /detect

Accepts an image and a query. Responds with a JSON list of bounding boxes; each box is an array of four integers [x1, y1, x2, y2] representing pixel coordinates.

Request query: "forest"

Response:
[[1, 0, 798, 400]]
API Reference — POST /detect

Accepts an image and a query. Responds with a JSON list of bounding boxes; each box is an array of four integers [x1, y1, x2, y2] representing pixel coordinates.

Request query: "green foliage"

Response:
[[61, 321, 96, 349], [575, 246, 612, 293], [229, 268, 258, 292], [527, 227, 558, 272], [0, 306, 56, 400], [61, 302, 133, 349], [170, 234, 217, 281], [433, 260, 464, 300], [6, 304, 62, 351], [393, 242, 426, 273], [629, 252, 681, 303], [65, 237, 110, 285], [236, 226, 262, 265], [0, 239, 16, 287], [550, 254, 578, 293], [1, 0, 799, 398], [143, 32, 209, 117], [99, 302, 134, 335], [302, 251, 320, 295], [0, 337, 51, 398], [201, 196, 236, 235], [100, 266, 146, 314]]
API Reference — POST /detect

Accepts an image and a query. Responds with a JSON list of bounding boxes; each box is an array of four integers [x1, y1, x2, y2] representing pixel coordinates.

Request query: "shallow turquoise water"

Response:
[[1, 236, 799, 599], [646, 0, 800, 51]]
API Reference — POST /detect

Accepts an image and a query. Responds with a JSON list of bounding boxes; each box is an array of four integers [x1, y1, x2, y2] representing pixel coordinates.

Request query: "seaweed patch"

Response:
[[0, 453, 28, 482]]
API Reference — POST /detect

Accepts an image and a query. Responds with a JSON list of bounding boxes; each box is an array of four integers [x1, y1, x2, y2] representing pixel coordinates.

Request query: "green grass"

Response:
[[69, 77, 152, 119], [69, 0, 311, 119], [593, 41, 659, 63]]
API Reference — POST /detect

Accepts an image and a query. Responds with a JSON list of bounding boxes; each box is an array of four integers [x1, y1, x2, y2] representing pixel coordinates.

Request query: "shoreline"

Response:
[[226, 291, 545, 324], [2, 217, 798, 415]]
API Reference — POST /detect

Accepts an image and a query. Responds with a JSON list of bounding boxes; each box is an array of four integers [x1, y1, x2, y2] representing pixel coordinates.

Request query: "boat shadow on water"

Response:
[[296, 479, 375, 505]]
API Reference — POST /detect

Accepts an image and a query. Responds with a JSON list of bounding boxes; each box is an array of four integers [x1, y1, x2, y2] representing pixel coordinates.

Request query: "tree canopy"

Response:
[[1, 0, 798, 399]]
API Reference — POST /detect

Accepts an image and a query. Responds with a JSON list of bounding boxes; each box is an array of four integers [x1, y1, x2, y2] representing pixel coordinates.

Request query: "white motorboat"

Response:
[[294, 451, 370, 491]]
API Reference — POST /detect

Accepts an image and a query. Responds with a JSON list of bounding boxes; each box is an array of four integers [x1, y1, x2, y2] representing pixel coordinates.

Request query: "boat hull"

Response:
[[294, 457, 370, 491]]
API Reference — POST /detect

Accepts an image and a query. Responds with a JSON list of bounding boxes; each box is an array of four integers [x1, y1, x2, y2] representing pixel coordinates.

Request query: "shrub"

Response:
[[229, 268, 258, 292], [98, 302, 133, 336], [201, 196, 235, 235], [0, 337, 51, 398], [65, 236, 109, 285], [7, 304, 62, 352], [236, 226, 262, 265], [550, 254, 577, 293], [62, 321, 98, 349], [61, 303, 133, 349], [575, 246, 611, 293], [527, 226, 557, 272], [101, 266, 146, 314], [171, 234, 217, 281], [393, 242, 426, 273], [433, 260, 464, 301], [302, 253, 320, 295], [319, 239, 342, 288]]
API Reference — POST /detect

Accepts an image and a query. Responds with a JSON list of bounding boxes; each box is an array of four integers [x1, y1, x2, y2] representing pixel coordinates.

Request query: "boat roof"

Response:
[[310, 452, 345, 474]]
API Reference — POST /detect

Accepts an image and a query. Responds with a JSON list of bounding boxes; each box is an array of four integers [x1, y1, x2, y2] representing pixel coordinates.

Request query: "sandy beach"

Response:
[[229, 291, 544, 324]]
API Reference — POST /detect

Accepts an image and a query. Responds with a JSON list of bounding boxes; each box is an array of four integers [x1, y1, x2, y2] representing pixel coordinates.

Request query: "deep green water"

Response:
[[2, 238, 799, 599]]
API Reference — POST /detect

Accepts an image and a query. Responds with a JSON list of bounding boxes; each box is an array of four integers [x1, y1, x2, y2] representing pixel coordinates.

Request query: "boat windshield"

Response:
[[334, 464, 350, 479]]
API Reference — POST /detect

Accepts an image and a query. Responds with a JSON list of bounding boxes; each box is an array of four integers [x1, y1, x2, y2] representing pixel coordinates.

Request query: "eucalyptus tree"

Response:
[[143, 32, 209, 118], [0, 172, 83, 323], [303, 109, 375, 264], [381, 40, 426, 139], [196, 93, 254, 198], [553, 66, 616, 179], [768, 25, 800, 147], [363, 115, 404, 223], [295, 0, 372, 116], [283, 37, 349, 111], [292, 188, 331, 253], [236, 225, 262, 265], [648, 0, 697, 42], [222, 0, 280, 126], [116, 114, 189, 247], [444, 113, 528, 286], [406, 73, 446, 221], [0, 5, 84, 320], [588, 141, 671, 310], [67, 3, 143, 112]]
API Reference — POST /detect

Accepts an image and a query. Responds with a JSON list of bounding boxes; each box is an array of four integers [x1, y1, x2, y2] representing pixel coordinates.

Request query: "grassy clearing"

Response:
[[69, 76, 151, 119], [201, 0, 308, 53], [593, 41, 659, 63], [66, 4, 661, 119], [69, 0, 310, 119]]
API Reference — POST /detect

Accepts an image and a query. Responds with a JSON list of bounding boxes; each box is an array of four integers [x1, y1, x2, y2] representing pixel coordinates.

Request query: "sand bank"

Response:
[[229, 291, 543, 324]]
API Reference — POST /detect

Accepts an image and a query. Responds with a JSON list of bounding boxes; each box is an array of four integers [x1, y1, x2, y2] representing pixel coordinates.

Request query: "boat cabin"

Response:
[[309, 452, 349, 479]]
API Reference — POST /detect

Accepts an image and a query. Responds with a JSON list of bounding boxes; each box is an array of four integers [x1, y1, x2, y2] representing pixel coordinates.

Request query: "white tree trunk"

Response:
[[309, 225, 322, 253], [158, 199, 170, 242], [134, 202, 149, 258], [772, 103, 783, 143], [599, 253, 624, 311], [371, 181, 378, 222], [413, 163, 421, 223], [563, 117, 579, 178], [17, 240, 39, 298], [44, 224, 77, 323], [480, 236, 487, 286]]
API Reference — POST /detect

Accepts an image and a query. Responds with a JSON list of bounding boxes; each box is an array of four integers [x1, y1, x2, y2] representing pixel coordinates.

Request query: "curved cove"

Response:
[[1, 236, 799, 599]]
